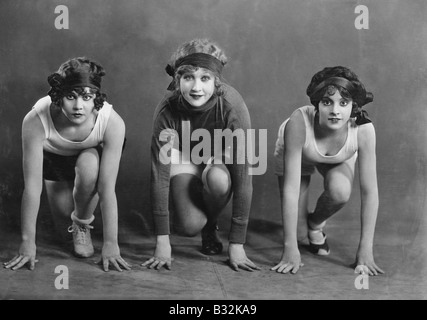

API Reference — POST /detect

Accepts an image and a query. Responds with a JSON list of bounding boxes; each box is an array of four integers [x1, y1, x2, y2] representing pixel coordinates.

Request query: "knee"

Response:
[[75, 149, 100, 186], [326, 183, 352, 205], [204, 166, 231, 197], [175, 220, 204, 237], [173, 210, 207, 237]]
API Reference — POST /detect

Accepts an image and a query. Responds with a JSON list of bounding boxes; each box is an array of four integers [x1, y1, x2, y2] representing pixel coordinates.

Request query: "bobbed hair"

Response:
[[48, 57, 107, 110], [306, 66, 370, 117], [168, 38, 228, 96]]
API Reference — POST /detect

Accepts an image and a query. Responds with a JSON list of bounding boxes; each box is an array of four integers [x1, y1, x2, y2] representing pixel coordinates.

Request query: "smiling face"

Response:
[[317, 86, 353, 131], [61, 87, 96, 124], [179, 68, 215, 107]]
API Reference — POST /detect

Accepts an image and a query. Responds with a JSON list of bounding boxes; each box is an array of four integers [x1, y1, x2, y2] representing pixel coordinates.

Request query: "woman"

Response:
[[4, 57, 130, 272], [143, 38, 259, 272], [272, 66, 384, 275]]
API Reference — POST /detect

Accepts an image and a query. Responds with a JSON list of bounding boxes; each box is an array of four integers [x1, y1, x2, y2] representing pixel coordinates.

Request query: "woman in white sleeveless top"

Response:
[[4, 57, 130, 272], [271, 66, 384, 276]]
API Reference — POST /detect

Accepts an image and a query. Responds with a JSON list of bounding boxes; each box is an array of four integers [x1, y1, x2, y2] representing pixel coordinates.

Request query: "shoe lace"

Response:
[[68, 223, 94, 245]]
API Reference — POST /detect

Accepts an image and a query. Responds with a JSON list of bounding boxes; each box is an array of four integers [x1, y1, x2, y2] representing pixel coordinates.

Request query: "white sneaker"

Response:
[[68, 222, 94, 258]]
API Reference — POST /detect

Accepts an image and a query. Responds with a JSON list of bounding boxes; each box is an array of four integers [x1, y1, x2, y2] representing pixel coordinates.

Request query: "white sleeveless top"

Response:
[[32, 96, 112, 156], [298, 105, 358, 165], [275, 105, 358, 169]]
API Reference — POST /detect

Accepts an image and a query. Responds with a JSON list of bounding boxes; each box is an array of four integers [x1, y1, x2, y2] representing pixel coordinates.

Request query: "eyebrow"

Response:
[[66, 90, 95, 96], [321, 96, 350, 101], [182, 71, 213, 78]]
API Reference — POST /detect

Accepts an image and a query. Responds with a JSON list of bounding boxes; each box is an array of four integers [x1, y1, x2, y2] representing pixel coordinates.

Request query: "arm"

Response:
[[4, 110, 44, 270], [97, 109, 131, 272], [141, 135, 173, 270], [221, 90, 260, 271], [142, 107, 174, 270], [356, 123, 384, 275], [227, 130, 257, 271], [271, 111, 305, 274]]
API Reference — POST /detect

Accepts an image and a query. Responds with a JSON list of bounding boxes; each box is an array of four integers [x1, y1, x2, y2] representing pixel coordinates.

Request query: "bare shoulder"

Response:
[[22, 109, 44, 138], [104, 108, 125, 144], [106, 108, 125, 131], [287, 108, 305, 127], [357, 122, 376, 148], [23, 108, 39, 123], [284, 108, 305, 147]]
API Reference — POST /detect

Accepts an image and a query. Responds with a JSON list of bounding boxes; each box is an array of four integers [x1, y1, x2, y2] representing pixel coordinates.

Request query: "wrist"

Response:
[[103, 239, 118, 247], [284, 239, 298, 249], [229, 242, 243, 248], [156, 234, 171, 246], [358, 240, 373, 251], [21, 234, 35, 243]]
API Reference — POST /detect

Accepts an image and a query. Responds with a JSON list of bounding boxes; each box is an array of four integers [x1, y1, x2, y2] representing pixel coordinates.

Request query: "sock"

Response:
[[71, 211, 95, 226], [307, 214, 326, 245]]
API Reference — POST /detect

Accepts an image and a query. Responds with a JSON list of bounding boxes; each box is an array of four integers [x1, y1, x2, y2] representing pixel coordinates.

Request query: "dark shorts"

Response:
[[43, 146, 103, 182]]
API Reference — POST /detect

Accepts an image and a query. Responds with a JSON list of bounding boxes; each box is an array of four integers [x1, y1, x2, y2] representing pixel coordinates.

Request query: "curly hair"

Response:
[[168, 38, 228, 96], [48, 57, 107, 110], [306, 66, 371, 118]]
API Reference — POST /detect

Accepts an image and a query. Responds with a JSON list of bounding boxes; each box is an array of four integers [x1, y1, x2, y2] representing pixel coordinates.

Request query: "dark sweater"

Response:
[[150, 84, 252, 244]]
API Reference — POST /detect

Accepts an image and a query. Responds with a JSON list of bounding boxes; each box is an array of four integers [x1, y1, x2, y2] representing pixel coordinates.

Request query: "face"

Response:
[[180, 68, 215, 107], [61, 87, 96, 124], [317, 87, 353, 131]]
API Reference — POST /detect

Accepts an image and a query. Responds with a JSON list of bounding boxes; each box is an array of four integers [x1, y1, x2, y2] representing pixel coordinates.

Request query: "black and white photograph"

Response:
[[0, 0, 426, 303]]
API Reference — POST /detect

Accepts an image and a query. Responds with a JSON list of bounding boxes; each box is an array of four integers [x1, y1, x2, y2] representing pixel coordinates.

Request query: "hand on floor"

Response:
[[271, 246, 303, 274], [228, 243, 260, 272], [354, 249, 384, 276], [100, 242, 131, 272], [142, 240, 172, 270], [3, 240, 38, 271]]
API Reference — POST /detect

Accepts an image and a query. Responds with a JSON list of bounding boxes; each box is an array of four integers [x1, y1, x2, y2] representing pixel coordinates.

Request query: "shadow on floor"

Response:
[[1, 208, 426, 300]]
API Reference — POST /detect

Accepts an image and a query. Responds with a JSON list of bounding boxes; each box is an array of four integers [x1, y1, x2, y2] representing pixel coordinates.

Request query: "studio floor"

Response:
[[1, 0, 427, 303], [1, 203, 426, 300]]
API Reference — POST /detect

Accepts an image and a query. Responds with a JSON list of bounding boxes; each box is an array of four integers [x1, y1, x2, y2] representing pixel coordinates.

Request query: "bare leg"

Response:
[[199, 163, 232, 255], [69, 148, 100, 258], [307, 161, 355, 255], [73, 148, 100, 221], [170, 173, 207, 237], [170, 162, 232, 255], [309, 161, 355, 228], [170, 162, 232, 236], [169, 145, 232, 255], [202, 163, 232, 230]]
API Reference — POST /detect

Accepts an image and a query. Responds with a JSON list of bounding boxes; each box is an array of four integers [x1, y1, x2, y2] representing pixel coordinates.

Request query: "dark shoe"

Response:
[[201, 226, 223, 255], [307, 214, 330, 256], [307, 229, 330, 256]]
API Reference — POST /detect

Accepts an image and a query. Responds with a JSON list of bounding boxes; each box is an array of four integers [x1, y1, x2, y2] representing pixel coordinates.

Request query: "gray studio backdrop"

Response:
[[0, 0, 426, 272]]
